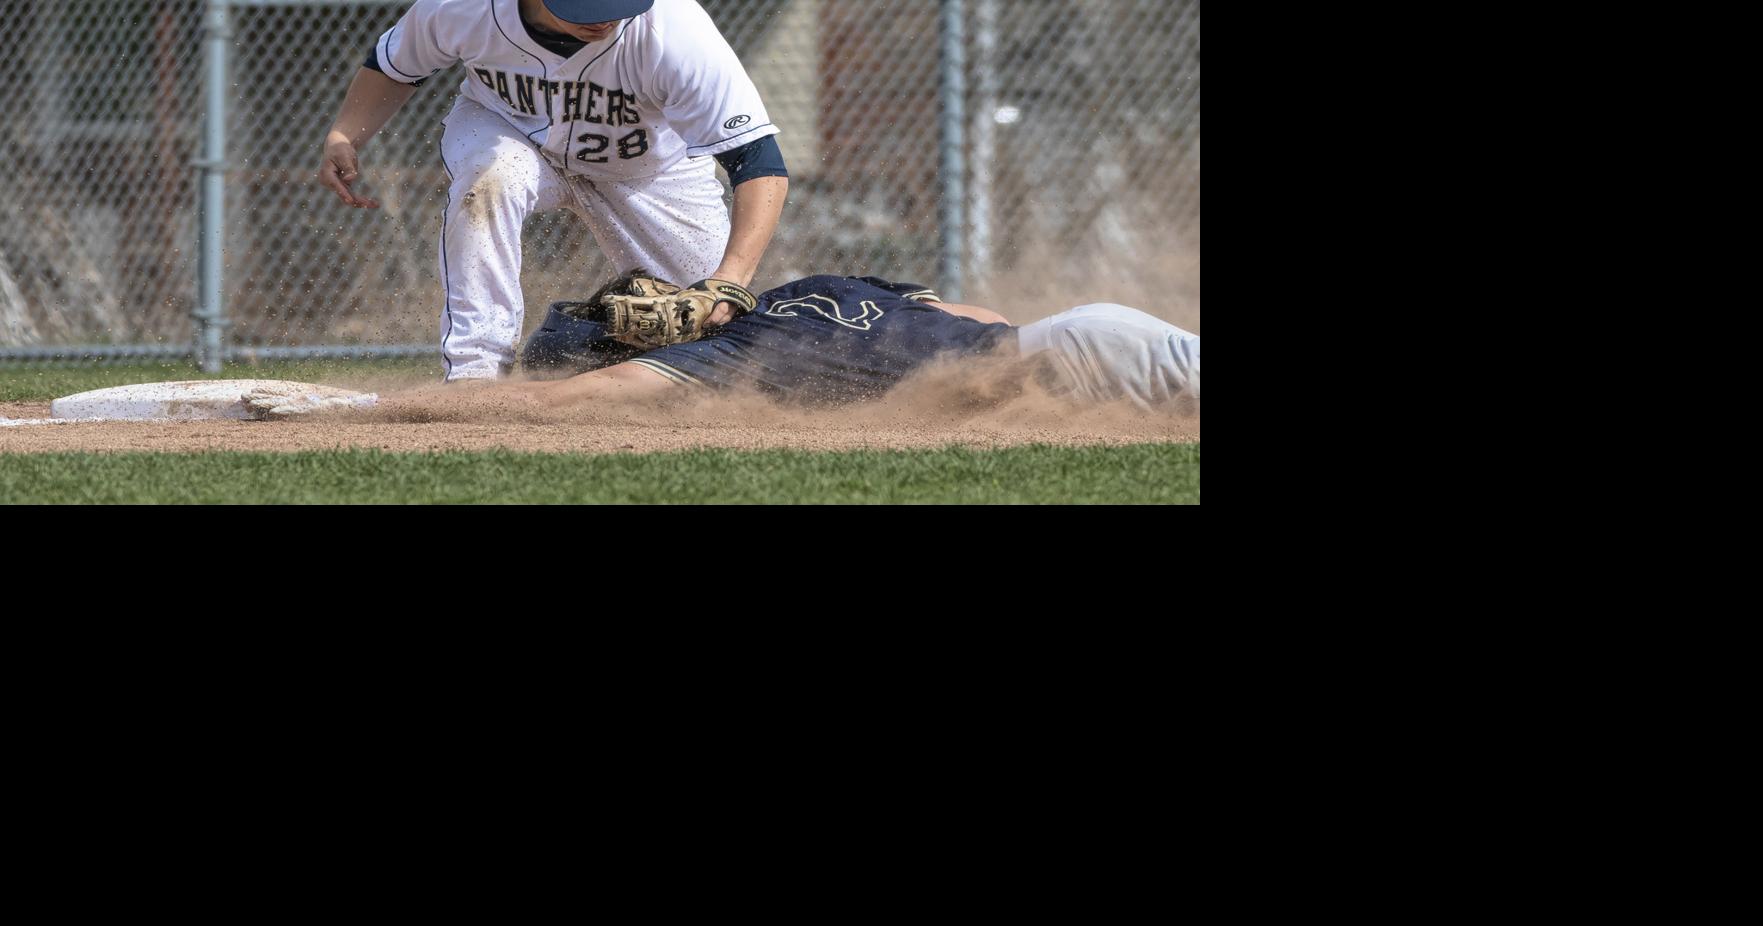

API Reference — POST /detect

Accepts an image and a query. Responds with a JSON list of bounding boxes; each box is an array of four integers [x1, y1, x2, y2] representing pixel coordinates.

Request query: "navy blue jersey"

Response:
[[626, 276, 1017, 403]]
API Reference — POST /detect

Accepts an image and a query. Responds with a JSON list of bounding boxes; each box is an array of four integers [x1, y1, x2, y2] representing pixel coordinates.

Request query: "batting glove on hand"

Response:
[[683, 278, 759, 318]]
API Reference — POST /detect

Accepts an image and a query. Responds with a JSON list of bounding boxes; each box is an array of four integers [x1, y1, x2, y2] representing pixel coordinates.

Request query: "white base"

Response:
[[42, 380, 371, 422]]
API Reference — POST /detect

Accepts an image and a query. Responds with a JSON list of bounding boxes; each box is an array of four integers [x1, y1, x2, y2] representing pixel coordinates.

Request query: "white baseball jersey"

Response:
[[375, 0, 779, 182]]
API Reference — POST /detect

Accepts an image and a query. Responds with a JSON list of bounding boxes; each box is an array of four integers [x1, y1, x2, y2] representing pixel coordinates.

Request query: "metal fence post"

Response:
[[970, 0, 996, 295], [938, 0, 966, 302], [196, 0, 231, 373]]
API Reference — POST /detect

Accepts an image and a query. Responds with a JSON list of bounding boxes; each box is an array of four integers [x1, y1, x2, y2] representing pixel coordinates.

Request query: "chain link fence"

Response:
[[0, 0, 1198, 364]]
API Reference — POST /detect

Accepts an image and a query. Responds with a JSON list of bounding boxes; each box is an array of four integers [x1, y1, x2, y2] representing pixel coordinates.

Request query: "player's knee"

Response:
[[1171, 336, 1199, 402], [450, 151, 542, 207]]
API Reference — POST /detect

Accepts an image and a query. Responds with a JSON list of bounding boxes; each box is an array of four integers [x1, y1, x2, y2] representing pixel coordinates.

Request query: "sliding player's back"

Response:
[[628, 276, 1016, 403]]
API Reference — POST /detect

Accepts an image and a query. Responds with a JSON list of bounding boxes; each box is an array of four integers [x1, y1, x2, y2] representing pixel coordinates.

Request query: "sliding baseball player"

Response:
[[247, 271, 1201, 417]]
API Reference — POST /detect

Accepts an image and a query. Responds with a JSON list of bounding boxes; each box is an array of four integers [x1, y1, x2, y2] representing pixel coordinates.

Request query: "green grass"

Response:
[[0, 359, 438, 403], [0, 445, 1200, 504], [1, 363, 1200, 505]]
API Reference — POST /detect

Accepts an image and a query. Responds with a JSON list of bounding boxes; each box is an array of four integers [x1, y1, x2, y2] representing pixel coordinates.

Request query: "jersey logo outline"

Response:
[[766, 294, 885, 331]]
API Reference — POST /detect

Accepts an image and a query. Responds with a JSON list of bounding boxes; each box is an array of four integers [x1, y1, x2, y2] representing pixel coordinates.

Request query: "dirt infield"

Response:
[[0, 412, 1196, 455], [0, 365, 1198, 455]]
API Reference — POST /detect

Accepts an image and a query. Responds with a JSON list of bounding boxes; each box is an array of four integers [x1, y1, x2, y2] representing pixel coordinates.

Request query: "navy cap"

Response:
[[522, 304, 642, 373], [541, 0, 654, 24]]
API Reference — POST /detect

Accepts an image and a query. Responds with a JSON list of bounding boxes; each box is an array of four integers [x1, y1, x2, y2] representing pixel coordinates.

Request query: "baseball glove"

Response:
[[598, 276, 759, 349]]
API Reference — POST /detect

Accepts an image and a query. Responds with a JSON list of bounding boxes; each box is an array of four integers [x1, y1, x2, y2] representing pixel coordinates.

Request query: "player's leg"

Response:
[[1016, 304, 1200, 409], [566, 157, 728, 285], [436, 98, 574, 381]]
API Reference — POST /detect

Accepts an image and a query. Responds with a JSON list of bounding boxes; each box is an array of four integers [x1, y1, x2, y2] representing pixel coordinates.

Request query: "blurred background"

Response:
[[0, 0, 1198, 362]]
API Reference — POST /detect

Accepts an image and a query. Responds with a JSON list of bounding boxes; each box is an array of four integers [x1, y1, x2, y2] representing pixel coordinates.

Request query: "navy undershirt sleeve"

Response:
[[715, 136, 789, 186], [363, 48, 426, 86]]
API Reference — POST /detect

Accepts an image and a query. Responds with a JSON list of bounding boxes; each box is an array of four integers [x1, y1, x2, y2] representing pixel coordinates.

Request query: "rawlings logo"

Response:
[[724, 115, 751, 130]]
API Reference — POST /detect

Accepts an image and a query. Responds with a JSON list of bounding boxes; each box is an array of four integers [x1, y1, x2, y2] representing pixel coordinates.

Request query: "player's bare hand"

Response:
[[320, 135, 379, 209]]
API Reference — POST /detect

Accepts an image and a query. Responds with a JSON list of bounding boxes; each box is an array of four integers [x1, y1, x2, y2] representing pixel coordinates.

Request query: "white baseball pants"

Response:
[[436, 98, 730, 380], [1017, 304, 1201, 409]]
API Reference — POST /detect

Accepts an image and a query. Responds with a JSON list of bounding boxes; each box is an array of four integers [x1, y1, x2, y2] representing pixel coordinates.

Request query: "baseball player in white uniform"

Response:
[[318, 0, 789, 381]]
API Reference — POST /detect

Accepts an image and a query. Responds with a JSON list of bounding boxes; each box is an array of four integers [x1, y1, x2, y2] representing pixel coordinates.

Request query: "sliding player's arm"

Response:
[[925, 301, 1011, 325], [532, 360, 684, 407]]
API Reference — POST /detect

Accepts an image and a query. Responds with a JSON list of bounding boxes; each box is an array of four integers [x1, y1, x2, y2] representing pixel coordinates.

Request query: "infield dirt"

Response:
[[0, 356, 1198, 455]]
